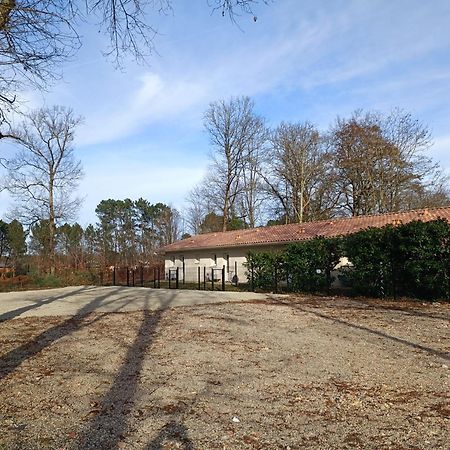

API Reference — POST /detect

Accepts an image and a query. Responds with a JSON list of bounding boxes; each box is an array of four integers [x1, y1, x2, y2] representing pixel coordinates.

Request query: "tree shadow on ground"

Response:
[[375, 305, 450, 322], [143, 420, 194, 450], [335, 297, 450, 322], [0, 287, 134, 381], [74, 293, 177, 450], [277, 299, 450, 361], [0, 286, 98, 322]]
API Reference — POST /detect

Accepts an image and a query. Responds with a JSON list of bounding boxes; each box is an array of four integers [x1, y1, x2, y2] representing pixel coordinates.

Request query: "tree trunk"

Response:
[[0, 0, 15, 30], [48, 174, 56, 274]]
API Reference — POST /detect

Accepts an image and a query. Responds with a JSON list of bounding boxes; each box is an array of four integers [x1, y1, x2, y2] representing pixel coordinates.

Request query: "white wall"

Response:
[[164, 247, 352, 287], [164, 245, 283, 283]]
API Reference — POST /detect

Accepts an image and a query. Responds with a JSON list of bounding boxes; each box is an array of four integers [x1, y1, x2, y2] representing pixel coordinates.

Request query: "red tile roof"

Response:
[[162, 206, 450, 253]]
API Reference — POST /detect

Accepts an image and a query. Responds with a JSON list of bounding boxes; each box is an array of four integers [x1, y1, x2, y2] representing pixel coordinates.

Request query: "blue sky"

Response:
[[2, 0, 450, 227]]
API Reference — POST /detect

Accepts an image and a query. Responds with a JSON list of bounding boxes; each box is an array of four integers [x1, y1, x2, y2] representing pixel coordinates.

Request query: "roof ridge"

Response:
[[186, 205, 450, 238], [296, 204, 450, 226], [162, 206, 450, 253]]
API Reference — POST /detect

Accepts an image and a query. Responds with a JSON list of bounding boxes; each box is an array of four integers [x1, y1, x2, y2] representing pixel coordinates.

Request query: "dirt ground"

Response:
[[0, 294, 449, 450]]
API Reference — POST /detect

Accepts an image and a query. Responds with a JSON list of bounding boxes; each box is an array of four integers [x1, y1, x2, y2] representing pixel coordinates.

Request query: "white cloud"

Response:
[[72, 0, 450, 147]]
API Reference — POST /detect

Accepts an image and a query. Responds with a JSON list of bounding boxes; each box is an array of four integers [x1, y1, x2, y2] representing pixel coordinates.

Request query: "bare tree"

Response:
[[235, 124, 267, 227], [261, 121, 335, 224], [330, 110, 444, 216], [203, 96, 265, 231], [5, 105, 83, 272], [185, 184, 215, 235], [0, 0, 80, 113], [0, 0, 267, 122]]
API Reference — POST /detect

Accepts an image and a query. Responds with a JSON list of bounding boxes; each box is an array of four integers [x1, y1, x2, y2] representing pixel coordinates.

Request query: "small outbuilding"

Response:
[[161, 206, 450, 284]]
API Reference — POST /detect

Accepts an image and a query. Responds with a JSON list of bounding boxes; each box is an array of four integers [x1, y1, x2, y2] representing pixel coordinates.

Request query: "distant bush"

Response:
[[0, 269, 102, 292], [30, 273, 64, 289]]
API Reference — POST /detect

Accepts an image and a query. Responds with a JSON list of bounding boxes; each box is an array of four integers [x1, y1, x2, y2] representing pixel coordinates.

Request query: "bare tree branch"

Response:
[[4, 104, 83, 272]]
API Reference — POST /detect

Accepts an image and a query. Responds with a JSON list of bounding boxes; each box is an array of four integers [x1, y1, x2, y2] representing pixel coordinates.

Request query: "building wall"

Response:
[[164, 247, 351, 287], [164, 245, 284, 284]]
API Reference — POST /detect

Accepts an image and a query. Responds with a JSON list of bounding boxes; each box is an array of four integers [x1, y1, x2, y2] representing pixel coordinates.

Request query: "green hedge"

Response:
[[246, 219, 450, 300], [247, 237, 342, 293]]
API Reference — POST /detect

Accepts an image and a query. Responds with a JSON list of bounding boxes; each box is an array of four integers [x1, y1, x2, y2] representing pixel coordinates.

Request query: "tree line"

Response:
[[0, 199, 180, 275], [1, 97, 449, 275], [187, 97, 449, 233]]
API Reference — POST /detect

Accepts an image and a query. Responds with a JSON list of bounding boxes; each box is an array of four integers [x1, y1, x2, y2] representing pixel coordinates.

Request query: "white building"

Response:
[[161, 207, 450, 284]]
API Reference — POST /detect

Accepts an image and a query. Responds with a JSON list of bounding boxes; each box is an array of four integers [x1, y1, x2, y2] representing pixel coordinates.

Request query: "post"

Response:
[[182, 257, 185, 285], [274, 265, 278, 294], [132, 268, 135, 287], [222, 265, 225, 291], [113, 266, 116, 286], [140, 266, 144, 287], [176, 267, 179, 289], [251, 263, 255, 292], [211, 268, 215, 291], [198, 266, 201, 290], [158, 267, 160, 288], [126, 266, 129, 287], [153, 268, 156, 288], [169, 270, 171, 289], [203, 267, 206, 290], [234, 261, 238, 286]]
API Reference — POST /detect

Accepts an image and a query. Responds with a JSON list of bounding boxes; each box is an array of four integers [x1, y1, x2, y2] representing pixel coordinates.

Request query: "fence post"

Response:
[[198, 266, 201, 290], [274, 265, 278, 294], [113, 266, 116, 286], [250, 263, 255, 292], [176, 267, 179, 289], [234, 261, 238, 286], [182, 258, 185, 285], [169, 270, 171, 289], [203, 267, 206, 290], [140, 266, 144, 287], [211, 268, 215, 291], [222, 265, 225, 291], [126, 266, 129, 287], [158, 267, 161, 289]]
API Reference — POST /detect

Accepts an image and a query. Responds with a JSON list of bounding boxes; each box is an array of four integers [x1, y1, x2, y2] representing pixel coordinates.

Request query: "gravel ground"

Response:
[[0, 294, 449, 450], [0, 286, 271, 319]]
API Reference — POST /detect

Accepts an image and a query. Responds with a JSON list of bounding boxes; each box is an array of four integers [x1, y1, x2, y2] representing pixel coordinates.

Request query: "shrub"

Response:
[[342, 226, 395, 298], [246, 251, 284, 291], [284, 237, 342, 293], [245, 219, 450, 301]]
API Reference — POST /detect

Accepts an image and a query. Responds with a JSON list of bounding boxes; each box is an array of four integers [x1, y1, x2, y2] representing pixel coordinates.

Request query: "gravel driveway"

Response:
[[0, 286, 272, 320], [0, 293, 449, 449]]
